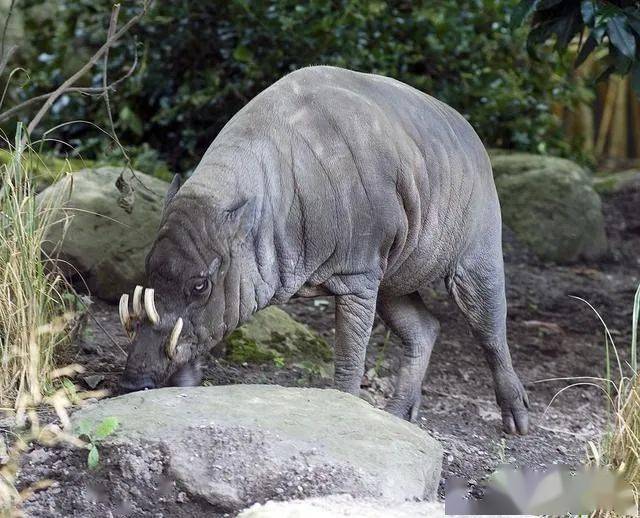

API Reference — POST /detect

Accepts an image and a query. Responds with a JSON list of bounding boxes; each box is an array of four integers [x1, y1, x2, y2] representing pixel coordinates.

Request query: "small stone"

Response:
[[82, 375, 104, 389], [557, 445, 567, 455]]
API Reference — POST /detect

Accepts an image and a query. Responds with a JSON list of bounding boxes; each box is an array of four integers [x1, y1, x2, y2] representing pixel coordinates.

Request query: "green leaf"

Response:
[[556, 11, 582, 49], [537, 0, 565, 9], [94, 417, 119, 440], [76, 419, 92, 439], [607, 15, 636, 59], [87, 445, 99, 469], [627, 17, 640, 38], [581, 1, 595, 25], [511, 0, 539, 28], [575, 34, 597, 67], [232, 45, 253, 63], [119, 106, 143, 137], [592, 23, 607, 44]]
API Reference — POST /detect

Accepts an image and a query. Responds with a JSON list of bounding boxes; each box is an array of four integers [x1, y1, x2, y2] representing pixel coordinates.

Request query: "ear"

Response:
[[164, 174, 182, 212], [223, 197, 257, 242]]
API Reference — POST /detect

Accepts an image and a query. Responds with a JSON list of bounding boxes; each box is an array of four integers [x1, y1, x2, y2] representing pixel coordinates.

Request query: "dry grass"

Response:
[[581, 284, 640, 515], [598, 375, 639, 509], [0, 123, 75, 407]]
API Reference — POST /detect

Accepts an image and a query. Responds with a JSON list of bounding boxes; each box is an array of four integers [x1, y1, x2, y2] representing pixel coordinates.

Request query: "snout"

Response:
[[119, 374, 157, 393]]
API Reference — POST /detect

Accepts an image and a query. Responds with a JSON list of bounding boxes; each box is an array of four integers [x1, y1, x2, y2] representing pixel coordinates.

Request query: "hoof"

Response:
[[385, 393, 422, 423]]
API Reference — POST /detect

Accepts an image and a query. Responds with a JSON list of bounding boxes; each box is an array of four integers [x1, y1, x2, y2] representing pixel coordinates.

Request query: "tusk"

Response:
[[144, 288, 160, 325], [119, 294, 131, 334], [132, 285, 144, 318], [166, 317, 183, 359]]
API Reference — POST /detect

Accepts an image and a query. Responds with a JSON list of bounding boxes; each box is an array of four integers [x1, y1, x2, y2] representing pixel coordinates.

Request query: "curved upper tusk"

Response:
[[144, 288, 160, 325], [132, 285, 144, 318], [166, 317, 183, 359], [119, 294, 130, 334]]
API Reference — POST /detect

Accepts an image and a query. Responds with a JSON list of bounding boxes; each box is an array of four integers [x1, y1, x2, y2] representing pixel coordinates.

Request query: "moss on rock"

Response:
[[593, 170, 640, 195], [491, 152, 586, 179], [225, 307, 333, 376], [0, 149, 96, 189]]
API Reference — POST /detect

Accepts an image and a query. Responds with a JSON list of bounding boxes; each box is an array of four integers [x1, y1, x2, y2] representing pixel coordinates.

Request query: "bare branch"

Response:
[[0, 44, 17, 80], [0, 0, 16, 61], [24, 0, 149, 141], [103, 4, 124, 155], [0, 50, 139, 124], [0, 87, 103, 124]]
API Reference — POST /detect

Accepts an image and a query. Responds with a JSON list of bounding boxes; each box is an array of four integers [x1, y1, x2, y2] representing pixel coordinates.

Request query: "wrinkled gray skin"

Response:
[[121, 66, 529, 434]]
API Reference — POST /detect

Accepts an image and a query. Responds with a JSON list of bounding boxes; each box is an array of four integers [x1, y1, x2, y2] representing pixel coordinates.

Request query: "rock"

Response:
[[71, 385, 442, 512], [0, 149, 96, 191], [238, 495, 445, 518], [38, 167, 169, 302], [490, 152, 607, 263], [490, 152, 584, 179], [593, 169, 640, 195], [225, 307, 333, 376]]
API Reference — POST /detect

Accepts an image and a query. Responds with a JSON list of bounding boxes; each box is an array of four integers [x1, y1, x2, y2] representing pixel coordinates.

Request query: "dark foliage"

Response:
[[517, 0, 640, 91], [6, 0, 589, 173]]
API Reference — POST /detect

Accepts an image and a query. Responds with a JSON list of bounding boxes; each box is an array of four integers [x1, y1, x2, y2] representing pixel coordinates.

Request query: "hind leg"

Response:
[[378, 292, 439, 422], [447, 245, 529, 435]]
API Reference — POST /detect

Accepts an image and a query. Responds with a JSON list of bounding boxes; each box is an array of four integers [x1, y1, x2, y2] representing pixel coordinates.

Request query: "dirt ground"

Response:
[[11, 186, 640, 512]]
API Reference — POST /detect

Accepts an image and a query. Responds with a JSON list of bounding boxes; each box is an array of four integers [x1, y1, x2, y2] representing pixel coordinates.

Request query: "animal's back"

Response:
[[193, 66, 500, 296]]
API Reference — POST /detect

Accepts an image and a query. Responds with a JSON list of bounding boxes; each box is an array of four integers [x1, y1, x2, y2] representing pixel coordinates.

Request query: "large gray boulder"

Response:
[[70, 385, 442, 513], [490, 152, 607, 263], [38, 167, 169, 302]]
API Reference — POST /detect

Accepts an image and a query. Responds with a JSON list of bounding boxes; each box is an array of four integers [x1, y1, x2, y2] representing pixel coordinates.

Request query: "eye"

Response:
[[192, 278, 210, 295]]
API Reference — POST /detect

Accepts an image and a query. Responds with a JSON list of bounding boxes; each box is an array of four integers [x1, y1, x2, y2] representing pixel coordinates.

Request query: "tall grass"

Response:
[[582, 285, 640, 514], [0, 123, 74, 407]]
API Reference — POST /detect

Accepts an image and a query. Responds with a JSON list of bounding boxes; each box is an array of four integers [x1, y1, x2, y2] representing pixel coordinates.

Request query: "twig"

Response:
[[1, 87, 105, 123], [103, 4, 121, 147], [0, 51, 139, 124], [85, 305, 127, 357], [0, 0, 16, 61], [0, 43, 17, 80], [24, 0, 149, 142], [99, 7, 158, 200]]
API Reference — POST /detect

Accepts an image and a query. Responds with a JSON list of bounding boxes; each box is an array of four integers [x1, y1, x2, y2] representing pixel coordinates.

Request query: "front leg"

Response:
[[334, 293, 378, 395]]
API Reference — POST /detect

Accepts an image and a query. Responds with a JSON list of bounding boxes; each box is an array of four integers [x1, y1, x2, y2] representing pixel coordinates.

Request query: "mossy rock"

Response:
[[490, 152, 586, 179], [593, 169, 640, 195], [226, 307, 333, 377], [491, 152, 607, 263], [0, 149, 96, 189], [37, 167, 169, 302]]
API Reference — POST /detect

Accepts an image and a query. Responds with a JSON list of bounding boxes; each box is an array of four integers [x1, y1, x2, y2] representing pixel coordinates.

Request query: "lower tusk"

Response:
[[144, 288, 160, 325], [166, 317, 183, 359], [132, 285, 144, 318], [119, 294, 130, 334]]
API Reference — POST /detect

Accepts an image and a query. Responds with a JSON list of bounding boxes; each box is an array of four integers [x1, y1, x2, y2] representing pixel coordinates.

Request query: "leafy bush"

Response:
[[7, 0, 590, 172], [517, 0, 640, 90]]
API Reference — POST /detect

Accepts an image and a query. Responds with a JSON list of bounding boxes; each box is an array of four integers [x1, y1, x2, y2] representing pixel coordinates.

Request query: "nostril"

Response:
[[119, 375, 156, 393]]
